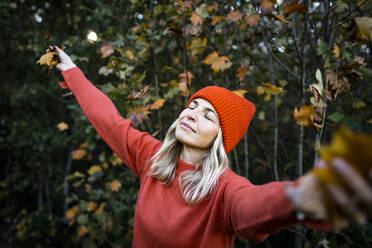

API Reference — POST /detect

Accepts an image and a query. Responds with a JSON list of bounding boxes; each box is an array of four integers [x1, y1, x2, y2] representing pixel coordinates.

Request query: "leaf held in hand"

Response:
[[293, 103, 314, 127]]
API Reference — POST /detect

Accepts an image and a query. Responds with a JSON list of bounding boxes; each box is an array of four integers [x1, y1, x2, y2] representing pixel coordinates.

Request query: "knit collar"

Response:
[[177, 157, 202, 172]]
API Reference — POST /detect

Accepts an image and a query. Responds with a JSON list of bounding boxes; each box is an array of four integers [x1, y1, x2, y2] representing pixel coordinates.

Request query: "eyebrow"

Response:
[[191, 100, 218, 119]]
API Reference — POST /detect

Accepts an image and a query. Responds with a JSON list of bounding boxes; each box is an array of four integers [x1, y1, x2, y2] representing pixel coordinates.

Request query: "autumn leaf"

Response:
[[86, 202, 97, 212], [125, 50, 134, 60], [352, 100, 365, 109], [284, 1, 308, 16], [126, 106, 151, 126], [233, 89, 247, 97], [226, 10, 243, 22], [260, 0, 274, 14], [110, 180, 122, 192], [72, 149, 87, 160], [353, 17, 372, 41], [128, 85, 151, 100], [178, 71, 194, 96], [77, 226, 88, 237], [272, 14, 289, 24], [333, 44, 340, 57], [190, 12, 203, 26], [245, 14, 260, 27], [211, 16, 223, 26], [36, 50, 60, 71], [88, 165, 102, 175], [190, 37, 207, 55], [310, 69, 327, 107], [203, 51, 232, 72], [94, 203, 105, 215], [150, 98, 166, 110], [57, 122, 69, 131], [256, 82, 283, 101], [207, 2, 218, 12], [65, 206, 79, 220], [313, 127, 372, 188], [100, 43, 114, 58], [293, 103, 314, 127], [236, 66, 248, 81]]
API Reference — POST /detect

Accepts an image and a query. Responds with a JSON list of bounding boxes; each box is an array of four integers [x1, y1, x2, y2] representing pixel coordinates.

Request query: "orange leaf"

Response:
[[226, 10, 243, 22], [284, 1, 308, 16], [94, 203, 105, 215], [203, 52, 231, 72], [207, 2, 219, 12], [190, 12, 203, 26], [65, 206, 79, 220], [245, 14, 260, 27], [110, 180, 122, 192], [272, 14, 289, 23], [236, 66, 248, 81], [126, 106, 151, 126], [293, 104, 314, 127], [86, 202, 97, 212], [211, 16, 223, 26], [150, 98, 166, 110]]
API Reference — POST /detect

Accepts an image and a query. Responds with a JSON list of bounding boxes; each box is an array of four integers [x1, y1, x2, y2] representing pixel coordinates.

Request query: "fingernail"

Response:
[[332, 158, 346, 171]]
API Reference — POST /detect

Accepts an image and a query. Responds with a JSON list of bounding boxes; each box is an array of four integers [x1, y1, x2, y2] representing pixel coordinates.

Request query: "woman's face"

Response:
[[175, 98, 220, 150]]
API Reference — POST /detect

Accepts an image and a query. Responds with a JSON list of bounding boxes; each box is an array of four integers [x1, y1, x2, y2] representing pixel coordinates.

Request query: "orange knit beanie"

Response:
[[188, 86, 256, 154]]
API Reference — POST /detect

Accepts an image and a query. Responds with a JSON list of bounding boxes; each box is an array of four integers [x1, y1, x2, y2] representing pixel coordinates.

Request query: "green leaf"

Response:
[[317, 40, 328, 56], [328, 112, 344, 123]]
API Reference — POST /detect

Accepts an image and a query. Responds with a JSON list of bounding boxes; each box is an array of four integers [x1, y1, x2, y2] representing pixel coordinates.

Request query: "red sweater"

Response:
[[60, 67, 329, 247]]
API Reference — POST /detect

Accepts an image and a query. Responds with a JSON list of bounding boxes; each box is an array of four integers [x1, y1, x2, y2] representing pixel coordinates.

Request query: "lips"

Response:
[[180, 121, 195, 133]]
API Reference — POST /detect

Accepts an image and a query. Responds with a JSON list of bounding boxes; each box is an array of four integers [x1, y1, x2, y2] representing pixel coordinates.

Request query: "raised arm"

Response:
[[53, 46, 162, 177]]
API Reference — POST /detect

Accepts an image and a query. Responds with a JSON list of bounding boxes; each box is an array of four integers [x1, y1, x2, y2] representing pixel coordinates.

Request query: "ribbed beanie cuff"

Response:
[[188, 86, 256, 154]]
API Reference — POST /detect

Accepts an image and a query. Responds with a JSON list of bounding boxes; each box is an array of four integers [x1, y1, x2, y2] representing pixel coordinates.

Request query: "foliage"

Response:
[[1, 0, 372, 247]]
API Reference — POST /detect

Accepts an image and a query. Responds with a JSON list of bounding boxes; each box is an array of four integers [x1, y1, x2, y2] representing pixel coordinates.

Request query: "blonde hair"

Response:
[[149, 118, 229, 204]]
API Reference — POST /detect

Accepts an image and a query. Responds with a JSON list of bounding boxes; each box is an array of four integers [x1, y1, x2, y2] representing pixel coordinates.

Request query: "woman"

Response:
[[53, 46, 372, 247]]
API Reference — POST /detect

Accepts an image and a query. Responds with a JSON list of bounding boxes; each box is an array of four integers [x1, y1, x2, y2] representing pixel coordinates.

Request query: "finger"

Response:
[[326, 184, 366, 225], [332, 159, 372, 205]]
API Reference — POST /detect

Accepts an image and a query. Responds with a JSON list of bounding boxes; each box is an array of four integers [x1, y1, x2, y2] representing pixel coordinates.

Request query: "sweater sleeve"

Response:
[[224, 177, 333, 242], [60, 67, 162, 177]]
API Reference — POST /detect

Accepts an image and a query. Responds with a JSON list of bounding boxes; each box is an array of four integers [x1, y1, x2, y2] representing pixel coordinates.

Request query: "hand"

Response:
[[286, 159, 372, 228], [47, 45, 76, 72]]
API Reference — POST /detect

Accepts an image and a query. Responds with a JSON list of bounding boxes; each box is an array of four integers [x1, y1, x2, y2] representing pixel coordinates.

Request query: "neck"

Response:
[[180, 145, 208, 165]]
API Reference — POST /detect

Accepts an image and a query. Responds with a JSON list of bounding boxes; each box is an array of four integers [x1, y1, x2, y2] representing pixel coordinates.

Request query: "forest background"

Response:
[[1, 0, 372, 247]]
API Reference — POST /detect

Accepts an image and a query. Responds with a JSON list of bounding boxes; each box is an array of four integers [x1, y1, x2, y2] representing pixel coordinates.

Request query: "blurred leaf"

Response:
[[100, 43, 114, 58], [203, 51, 232, 72], [57, 122, 69, 131], [245, 14, 260, 27], [190, 12, 203, 26], [128, 85, 151, 100], [284, 0, 307, 16], [354, 17, 372, 41], [226, 10, 243, 22], [88, 165, 102, 176], [110, 180, 122, 192], [72, 149, 87, 160], [150, 98, 166, 110], [232, 89, 247, 97], [236, 66, 248, 81], [211, 16, 223, 26]]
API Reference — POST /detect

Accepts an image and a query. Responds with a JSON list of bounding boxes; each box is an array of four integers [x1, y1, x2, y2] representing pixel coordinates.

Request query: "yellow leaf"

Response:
[[77, 226, 88, 237], [111, 154, 123, 166], [207, 3, 218, 13], [258, 111, 265, 120], [125, 50, 134, 60], [79, 142, 88, 148], [72, 149, 87, 160], [333, 44, 340, 58], [263, 83, 283, 95], [88, 165, 102, 175], [102, 162, 109, 169], [65, 206, 79, 220], [260, 0, 274, 14], [352, 100, 365, 109], [150, 98, 166, 110], [256, 86, 264, 95], [211, 16, 223, 26], [110, 180, 122, 192], [37, 52, 55, 66], [94, 203, 105, 215], [57, 122, 69, 131], [190, 12, 203, 26], [293, 104, 314, 127], [354, 17, 372, 41], [86, 202, 97, 212], [233, 89, 247, 97]]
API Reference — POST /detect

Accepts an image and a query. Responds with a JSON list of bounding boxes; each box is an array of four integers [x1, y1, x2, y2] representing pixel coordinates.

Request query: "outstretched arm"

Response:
[[53, 46, 162, 177]]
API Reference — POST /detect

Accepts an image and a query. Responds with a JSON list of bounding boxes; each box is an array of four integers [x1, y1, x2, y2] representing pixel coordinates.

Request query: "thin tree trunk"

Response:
[[63, 149, 73, 213]]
